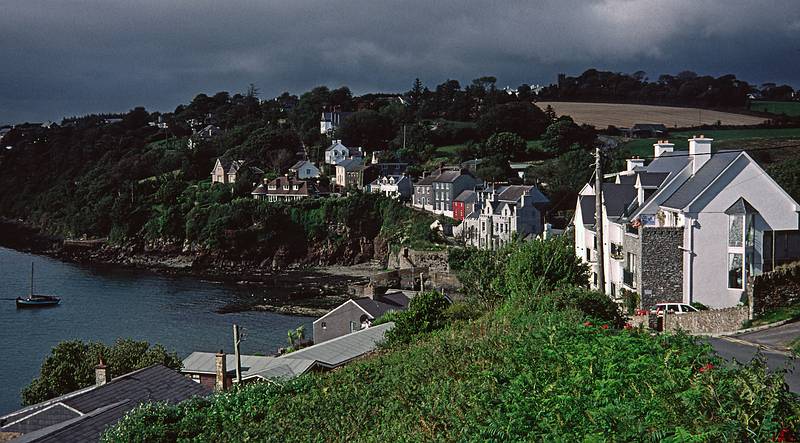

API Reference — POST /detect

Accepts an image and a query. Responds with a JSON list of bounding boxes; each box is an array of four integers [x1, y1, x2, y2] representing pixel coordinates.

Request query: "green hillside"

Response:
[[104, 239, 799, 442]]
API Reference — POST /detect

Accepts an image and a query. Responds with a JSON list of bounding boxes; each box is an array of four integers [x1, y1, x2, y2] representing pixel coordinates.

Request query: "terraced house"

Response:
[[455, 184, 549, 249], [574, 137, 800, 309]]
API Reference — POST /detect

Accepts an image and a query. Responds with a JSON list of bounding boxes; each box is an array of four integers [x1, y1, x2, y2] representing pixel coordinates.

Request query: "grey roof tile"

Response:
[[1, 365, 210, 442], [661, 151, 740, 210]]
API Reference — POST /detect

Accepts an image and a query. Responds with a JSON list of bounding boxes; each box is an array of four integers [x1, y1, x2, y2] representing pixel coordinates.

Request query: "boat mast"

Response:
[[30, 262, 34, 297]]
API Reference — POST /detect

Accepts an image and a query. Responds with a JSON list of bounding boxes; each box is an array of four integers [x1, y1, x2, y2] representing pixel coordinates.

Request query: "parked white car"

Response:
[[652, 303, 699, 315]]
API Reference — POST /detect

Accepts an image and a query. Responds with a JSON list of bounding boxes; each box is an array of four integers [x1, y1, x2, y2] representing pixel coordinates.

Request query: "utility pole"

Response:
[[402, 124, 407, 151], [595, 144, 605, 295], [232, 324, 242, 384]]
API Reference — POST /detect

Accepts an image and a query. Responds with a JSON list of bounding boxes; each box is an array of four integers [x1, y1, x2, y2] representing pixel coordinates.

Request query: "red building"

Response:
[[453, 190, 477, 221]]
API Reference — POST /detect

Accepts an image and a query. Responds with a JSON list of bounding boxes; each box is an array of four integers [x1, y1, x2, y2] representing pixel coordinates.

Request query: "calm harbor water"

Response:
[[0, 247, 314, 415]]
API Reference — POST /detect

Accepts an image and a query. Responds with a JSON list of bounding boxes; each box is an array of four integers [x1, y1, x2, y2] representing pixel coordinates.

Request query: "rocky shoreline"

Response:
[[0, 218, 380, 317]]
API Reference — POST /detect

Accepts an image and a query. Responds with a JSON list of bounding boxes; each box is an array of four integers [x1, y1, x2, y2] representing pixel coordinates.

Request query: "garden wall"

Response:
[[663, 307, 749, 334], [750, 261, 800, 317]]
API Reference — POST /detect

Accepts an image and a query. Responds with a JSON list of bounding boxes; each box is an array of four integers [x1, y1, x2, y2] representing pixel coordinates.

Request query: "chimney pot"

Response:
[[95, 357, 108, 386]]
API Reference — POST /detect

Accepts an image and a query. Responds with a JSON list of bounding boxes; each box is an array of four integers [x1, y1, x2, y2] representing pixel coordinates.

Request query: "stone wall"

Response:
[[387, 247, 449, 273], [751, 261, 800, 317], [640, 227, 683, 309], [663, 306, 749, 334]]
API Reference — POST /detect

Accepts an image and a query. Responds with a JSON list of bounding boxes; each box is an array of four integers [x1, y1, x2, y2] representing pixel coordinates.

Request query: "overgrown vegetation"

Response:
[[22, 339, 180, 406], [104, 238, 799, 441]]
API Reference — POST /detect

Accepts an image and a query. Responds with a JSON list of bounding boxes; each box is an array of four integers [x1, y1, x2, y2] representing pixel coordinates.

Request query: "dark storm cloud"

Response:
[[1, 0, 799, 123]]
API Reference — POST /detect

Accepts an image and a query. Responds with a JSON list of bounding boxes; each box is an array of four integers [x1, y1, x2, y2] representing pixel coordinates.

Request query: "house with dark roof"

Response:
[[183, 323, 395, 390], [628, 123, 668, 138], [288, 160, 320, 179], [412, 173, 437, 211], [574, 137, 800, 309], [312, 286, 412, 344], [251, 176, 320, 202], [334, 158, 376, 190], [324, 140, 362, 165], [368, 175, 412, 200], [455, 184, 549, 250], [0, 364, 210, 442], [320, 111, 353, 135], [453, 190, 478, 221], [210, 158, 263, 185]]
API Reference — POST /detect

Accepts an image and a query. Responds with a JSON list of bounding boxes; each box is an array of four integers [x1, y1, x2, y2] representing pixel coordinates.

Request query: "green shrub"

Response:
[[382, 290, 450, 346], [501, 236, 589, 299], [621, 288, 640, 315]]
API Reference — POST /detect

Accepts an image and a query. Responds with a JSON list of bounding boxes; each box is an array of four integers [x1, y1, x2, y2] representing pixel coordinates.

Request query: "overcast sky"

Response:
[[2, 0, 799, 124]]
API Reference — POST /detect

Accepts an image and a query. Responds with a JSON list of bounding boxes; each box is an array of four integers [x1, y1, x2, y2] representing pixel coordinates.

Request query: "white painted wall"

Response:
[[684, 154, 800, 308]]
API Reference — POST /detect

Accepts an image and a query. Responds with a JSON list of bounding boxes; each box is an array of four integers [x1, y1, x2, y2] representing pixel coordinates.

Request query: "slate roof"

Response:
[[434, 170, 472, 183], [0, 365, 210, 442], [337, 158, 363, 172], [616, 173, 638, 185], [579, 195, 596, 225], [257, 176, 317, 196], [497, 185, 549, 205], [455, 190, 477, 204], [278, 322, 394, 369], [415, 175, 437, 186], [637, 172, 670, 188], [289, 160, 314, 171], [661, 151, 740, 210], [643, 152, 691, 176], [602, 183, 638, 218], [182, 353, 279, 377], [353, 291, 411, 319]]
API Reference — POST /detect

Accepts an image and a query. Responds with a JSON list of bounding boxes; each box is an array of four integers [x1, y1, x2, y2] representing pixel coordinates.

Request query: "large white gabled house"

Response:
[[574, 137, 800, 309], [324, 140, 363, 165]]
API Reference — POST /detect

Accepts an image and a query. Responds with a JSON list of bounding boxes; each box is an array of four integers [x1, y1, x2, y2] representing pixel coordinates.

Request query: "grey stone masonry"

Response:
[[663, 306, 749, 334], [640, 227, 684, 309]]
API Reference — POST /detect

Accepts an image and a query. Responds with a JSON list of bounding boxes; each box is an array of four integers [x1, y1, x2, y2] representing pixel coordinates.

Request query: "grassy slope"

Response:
[[622, 128, 800, 157], [104, 295, 798, 442], [750, 101, 800, 117]]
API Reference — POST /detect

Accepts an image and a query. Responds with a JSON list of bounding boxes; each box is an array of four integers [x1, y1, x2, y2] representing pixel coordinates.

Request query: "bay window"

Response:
[[726, 198, 757, 290]]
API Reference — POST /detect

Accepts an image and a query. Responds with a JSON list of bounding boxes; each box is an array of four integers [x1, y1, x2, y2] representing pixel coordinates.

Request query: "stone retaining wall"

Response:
[[750, 261, 800, 317], [387, 247, 449, 273], [663, 306, 749, 334]]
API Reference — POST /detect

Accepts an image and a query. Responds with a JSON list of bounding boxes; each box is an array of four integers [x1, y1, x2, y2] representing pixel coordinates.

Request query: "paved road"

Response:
[[706, 337, 799, 393], [735, 321, 800, 349]]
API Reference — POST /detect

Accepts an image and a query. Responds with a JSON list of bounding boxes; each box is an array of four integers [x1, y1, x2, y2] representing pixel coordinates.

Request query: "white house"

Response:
[[324, 140, 362, 165], [368, 175, 412, 200], [455, 185, 549, 250], [211, 158, 245, 184], [320, 111, 352, 135], [289, 160, 320, 179], [574, 137, 800, 309]]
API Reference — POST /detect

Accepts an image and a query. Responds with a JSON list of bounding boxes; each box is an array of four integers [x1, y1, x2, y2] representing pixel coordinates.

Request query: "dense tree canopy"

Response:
[[22, 339, 180, 406]]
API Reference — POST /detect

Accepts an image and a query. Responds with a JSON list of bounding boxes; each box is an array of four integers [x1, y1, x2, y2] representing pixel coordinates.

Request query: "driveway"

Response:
[[705, 335, 799, 393]]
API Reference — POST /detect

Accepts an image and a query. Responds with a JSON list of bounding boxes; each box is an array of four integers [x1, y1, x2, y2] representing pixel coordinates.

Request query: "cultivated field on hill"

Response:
[[537, 102, 767, 128]]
